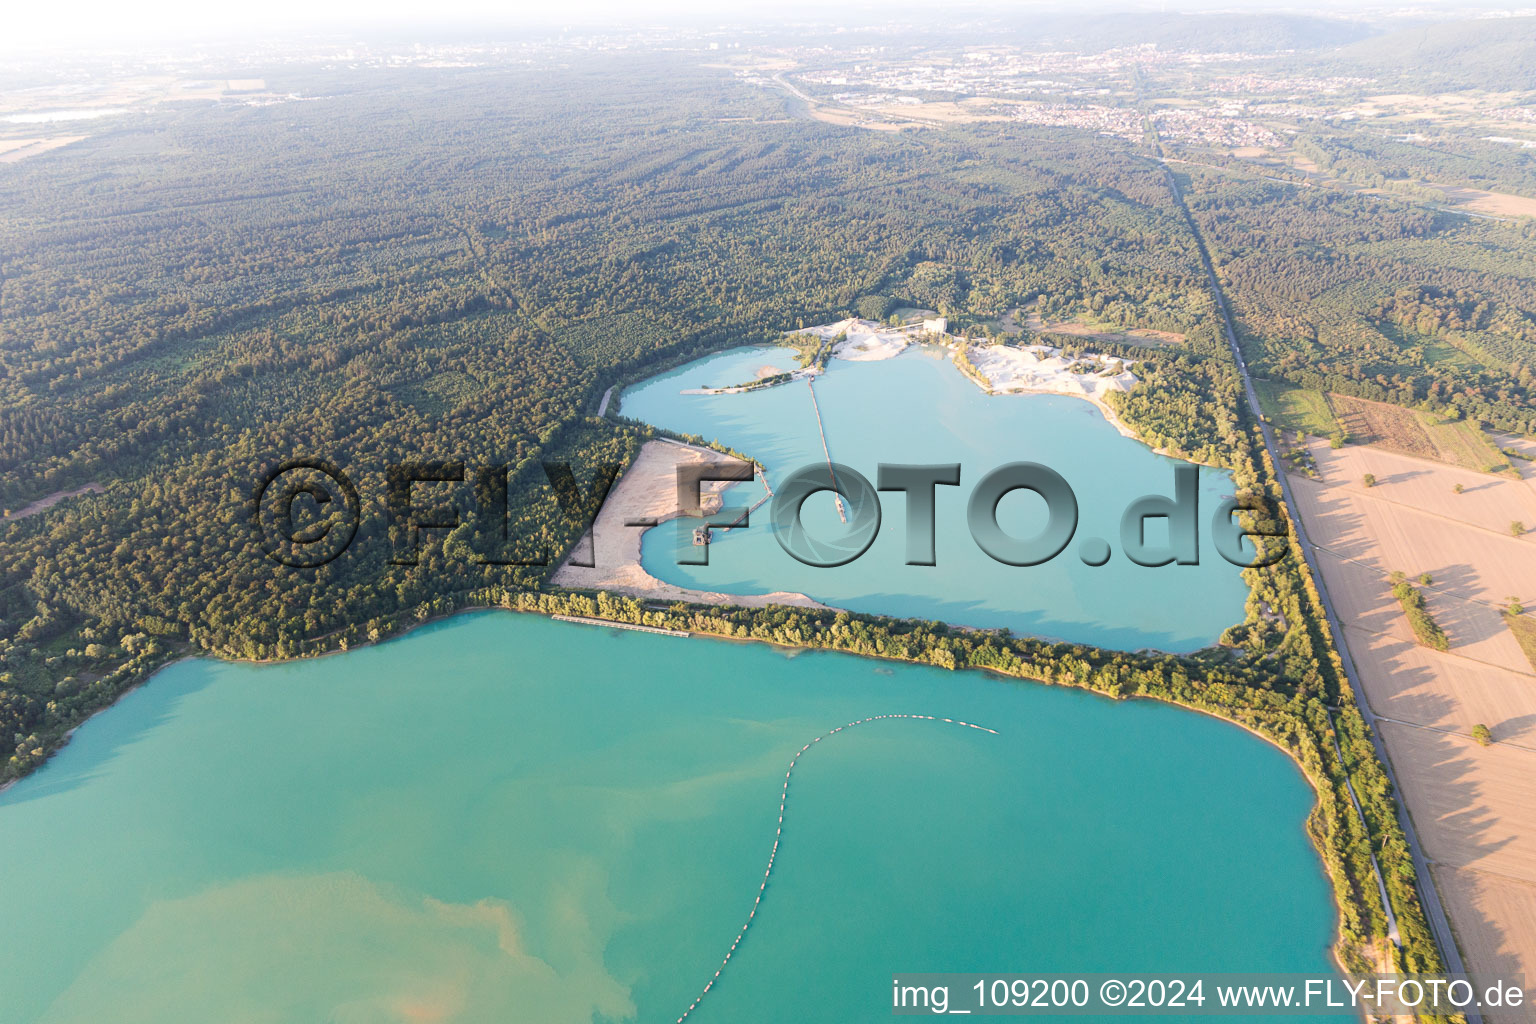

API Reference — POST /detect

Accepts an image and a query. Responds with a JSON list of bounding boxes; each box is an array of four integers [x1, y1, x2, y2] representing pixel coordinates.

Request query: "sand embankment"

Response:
[[797, 320, 1147, 445], [961, 343, 1141, 441], [0, 136, 87, 163], [550, 440, 827, 610], [791, 317, 920, 362]]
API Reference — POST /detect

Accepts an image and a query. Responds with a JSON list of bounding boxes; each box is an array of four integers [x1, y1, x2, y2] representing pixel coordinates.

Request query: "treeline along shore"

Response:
[[0, 308, 1454, 993], [0, 59, 1492, 1006], [244, 575, 1444, 987]]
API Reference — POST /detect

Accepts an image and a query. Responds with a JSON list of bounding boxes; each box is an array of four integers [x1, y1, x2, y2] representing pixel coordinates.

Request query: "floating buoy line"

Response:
[[673, 713, 1000, 1024]]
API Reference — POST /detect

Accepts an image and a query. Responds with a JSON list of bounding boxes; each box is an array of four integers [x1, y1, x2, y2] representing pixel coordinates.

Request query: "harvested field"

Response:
[[1382, 722, 1536, 887], [859, 96, 1018, 125], [806, 107, 923, 131], [1341, 90, 1526, 123], [1493, 432, 1536, 510], [1440, 185, 1536, 220], [1308, 441, 1536, 540], [1336, 625, 1536, 748], [1434, 866, 1536, 1024], [0, 136, 85, 163], [1329, 393, 1510, 472], [1328, 393, 1436, 459], [1287, 436, 1536, 1010]]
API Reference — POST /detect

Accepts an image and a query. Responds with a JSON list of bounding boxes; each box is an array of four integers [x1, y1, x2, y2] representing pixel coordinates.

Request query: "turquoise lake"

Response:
[[0, 612, 1337, 1023], [619, 345, 1250, 653]]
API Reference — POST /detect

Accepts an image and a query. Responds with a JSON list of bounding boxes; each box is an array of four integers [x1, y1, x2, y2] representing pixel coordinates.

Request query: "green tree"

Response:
[[1472, 724, 1493, 747], [855, 295, 893, 321]]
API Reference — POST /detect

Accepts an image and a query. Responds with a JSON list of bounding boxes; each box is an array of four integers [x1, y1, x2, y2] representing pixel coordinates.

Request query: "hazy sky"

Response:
[[16, 0, 806, 46], [7, 0, 1528, 51]]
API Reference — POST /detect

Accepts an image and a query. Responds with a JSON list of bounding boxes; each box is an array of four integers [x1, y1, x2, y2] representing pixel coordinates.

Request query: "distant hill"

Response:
[[996, 12, 1377, 54], [1334, 16, 1536, 90], [768, 12, 1378, 54]]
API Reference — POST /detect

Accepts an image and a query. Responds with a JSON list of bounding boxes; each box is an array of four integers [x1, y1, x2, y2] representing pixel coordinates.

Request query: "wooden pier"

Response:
[[727, 464, 774, 526], [696, 464, 774, 543], [551, 615, 689, 637], [805, 378, 847, 523]]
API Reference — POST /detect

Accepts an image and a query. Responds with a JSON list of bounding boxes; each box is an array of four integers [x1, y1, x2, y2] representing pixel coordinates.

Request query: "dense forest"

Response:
[[1180, 168, 1536, 435], [1326, 15, 1536, 91], [0, 55, 1224, 733], [1290, 131, 1536, 198], [0, 50, 1479, 982]]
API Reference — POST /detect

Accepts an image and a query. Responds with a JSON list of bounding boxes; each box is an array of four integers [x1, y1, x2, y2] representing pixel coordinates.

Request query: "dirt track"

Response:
[[1293, 440, 1536, 1021], [2, 482, 104, 519]]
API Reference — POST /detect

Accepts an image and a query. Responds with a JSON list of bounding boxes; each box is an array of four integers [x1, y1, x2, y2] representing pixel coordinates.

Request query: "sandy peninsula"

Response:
[[550, 439, 827, 610]]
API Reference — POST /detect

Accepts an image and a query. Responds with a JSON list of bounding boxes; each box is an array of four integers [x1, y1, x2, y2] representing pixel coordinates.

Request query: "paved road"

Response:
[[1158, 163, 1475, 999], [770, 72, 816, 106]]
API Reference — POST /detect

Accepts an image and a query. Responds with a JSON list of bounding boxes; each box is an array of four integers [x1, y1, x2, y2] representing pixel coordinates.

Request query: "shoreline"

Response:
[[949, 343, 1214, 465], [0, 650, 197, 798], [548, 438, 829, 611], [960, 352, 1143, 442], [1, 338, 1367, 981], [590, 341, 1245, 640], [11, 597, 1353, 977]]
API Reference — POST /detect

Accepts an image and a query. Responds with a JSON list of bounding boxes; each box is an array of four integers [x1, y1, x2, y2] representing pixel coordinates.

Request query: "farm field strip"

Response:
[[1286, 433, 1536, 1013], [1374, 713, 1536, 756], [1328, 393, 1511, 472], [1312, 535, 1536, 634], [1433, 865, 1536, 1024], [1306, 441, 1536, 558], [1380, 722, 1536, 881], [1338, 624, 1536, 745], [1297, 508, 1536, 681]]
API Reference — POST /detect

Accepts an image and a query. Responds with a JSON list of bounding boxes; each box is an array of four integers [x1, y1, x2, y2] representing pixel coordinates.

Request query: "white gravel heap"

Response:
[[966, 343, 1137, 399], [792, 318, 917, 362]]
